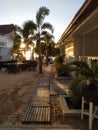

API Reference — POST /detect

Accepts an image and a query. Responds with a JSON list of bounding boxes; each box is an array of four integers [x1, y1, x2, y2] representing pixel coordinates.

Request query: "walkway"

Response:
[[1, 64, 97, 129], [22, 65, 51, 123]]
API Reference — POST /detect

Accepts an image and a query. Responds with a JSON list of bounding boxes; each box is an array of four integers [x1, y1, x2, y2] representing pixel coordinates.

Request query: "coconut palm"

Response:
[[23, 7, 54, 73], [34, 6, 54, 73], [41, 31, 54, 65], [11, 25, 22, 60], [22, 20, 36, 40], [23, 7, 53, 73]]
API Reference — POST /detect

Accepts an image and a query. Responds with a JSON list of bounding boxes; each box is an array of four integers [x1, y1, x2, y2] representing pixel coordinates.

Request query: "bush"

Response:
[[68, 78, 83, 109], [55, 55, 64, 65], [56, 64, 70, 76]]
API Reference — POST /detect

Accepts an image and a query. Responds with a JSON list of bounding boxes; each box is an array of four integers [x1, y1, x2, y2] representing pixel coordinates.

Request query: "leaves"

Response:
[[41, 22, 54, 33], [36, 7, 50, 27], [70, 60, 98, 79], [22, 20, 37, 39]]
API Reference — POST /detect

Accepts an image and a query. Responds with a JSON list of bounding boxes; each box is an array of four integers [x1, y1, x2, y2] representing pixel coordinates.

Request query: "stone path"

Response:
[[50, 80, 66, 95]]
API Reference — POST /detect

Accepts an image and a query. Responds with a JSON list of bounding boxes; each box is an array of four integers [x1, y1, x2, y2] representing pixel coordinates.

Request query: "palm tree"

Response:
[[41, 31, 54, 66], [34, 6, 54, 73], [22, 20, 36, 40], [70, 60, 98, 80], [11, 25, 22, 60], [22, 7, 54, 73]]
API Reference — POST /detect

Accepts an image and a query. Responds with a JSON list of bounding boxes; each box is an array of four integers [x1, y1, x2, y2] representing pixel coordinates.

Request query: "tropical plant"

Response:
[[22, 7, 54, 73], [41, 31, 55, 65], [51, 48, 60, 57], [55, 55, 64, 65], [69, 77, 84, 109], [56, 63, 70, 77], [70, 60, 98, 80], [22, 20, 36, 39], [11, 25, 22, 60], [68, 60, 98, 107]]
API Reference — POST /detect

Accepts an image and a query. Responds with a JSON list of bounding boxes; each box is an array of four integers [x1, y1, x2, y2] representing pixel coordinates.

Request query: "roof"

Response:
[[58, 0, 98, 43], [0, 24, 14, 35]]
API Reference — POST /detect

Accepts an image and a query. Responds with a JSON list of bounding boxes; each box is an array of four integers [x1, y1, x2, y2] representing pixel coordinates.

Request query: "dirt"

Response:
[[0, 71, 40, 125], [0, 66, 98, 130]]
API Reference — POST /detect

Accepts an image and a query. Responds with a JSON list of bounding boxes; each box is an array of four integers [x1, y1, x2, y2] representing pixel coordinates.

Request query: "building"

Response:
[[0, 24, 15, 61], [57, 0, 98, 64]]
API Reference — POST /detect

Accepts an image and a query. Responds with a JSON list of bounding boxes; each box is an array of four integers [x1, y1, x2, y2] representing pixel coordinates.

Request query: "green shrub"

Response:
[[55, 55, 64, 65], [56, 64, 70, 76], [68, 78, 83, 108]]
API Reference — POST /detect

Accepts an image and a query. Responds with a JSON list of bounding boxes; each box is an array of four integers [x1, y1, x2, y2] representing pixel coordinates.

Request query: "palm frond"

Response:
[[13, 24, 22, 32], [41, 31, 54, 41], [41, 22, 54, 33], [70, 61, 89, 69], [36, 7, 50, 27], [22, 20, 37, 39], [29, 35, 38, 41]]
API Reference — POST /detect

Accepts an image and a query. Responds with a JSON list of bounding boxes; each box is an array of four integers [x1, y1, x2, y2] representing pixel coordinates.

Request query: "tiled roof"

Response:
[[0, 24, 14, 35]]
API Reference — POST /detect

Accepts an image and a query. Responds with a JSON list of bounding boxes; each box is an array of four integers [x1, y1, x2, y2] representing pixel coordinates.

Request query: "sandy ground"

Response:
[[0, 70, 40, 125], [0, 66, 98, 130]]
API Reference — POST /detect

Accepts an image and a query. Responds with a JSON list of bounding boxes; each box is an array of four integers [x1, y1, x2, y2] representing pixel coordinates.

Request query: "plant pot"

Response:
[[82, 88, 98, 106]]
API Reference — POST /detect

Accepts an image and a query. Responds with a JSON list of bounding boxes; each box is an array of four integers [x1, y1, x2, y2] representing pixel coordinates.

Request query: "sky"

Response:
[[0, 0, 85, 42]]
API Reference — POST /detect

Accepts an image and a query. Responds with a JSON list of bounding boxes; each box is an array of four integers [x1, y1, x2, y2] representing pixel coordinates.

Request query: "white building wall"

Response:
[[0, 32, 14, 61]]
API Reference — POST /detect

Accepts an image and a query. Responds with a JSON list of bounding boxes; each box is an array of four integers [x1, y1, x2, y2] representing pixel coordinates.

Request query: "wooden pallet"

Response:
[[22, 106, 50, 123]]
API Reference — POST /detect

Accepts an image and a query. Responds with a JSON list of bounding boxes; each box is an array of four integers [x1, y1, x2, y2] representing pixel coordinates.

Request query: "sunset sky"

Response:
[[0, 0, 85, 42]]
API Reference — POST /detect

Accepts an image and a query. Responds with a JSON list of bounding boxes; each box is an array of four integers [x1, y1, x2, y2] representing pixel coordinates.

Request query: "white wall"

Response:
[[0, 34, 13, 61]]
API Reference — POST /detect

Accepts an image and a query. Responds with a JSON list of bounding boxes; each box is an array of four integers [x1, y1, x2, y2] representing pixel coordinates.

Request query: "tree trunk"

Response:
[[46, 49, 49, 66], [38, 38, 43, 73], [39, 54, 42, 73]]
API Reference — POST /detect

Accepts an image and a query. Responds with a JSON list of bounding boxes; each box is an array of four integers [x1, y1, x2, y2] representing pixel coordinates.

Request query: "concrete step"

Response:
[[0, 125, 79, 130]]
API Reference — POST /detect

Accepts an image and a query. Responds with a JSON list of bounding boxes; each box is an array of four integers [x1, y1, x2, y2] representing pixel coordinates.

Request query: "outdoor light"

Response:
[[25, 51, 31, 60], [20, 43, 25, 49]]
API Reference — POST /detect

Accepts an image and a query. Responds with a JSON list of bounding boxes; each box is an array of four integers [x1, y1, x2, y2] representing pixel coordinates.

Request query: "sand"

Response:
[[0, 70, 40, 125]]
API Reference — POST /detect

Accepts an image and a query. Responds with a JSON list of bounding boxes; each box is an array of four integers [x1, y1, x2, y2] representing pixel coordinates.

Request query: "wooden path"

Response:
[[22, 88, 50, 123], [50, 80, 66, 95], [22, 68, 51, 123]]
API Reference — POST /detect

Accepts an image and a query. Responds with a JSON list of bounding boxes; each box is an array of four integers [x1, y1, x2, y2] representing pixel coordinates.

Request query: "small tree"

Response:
[[11, 26, 22, 60], [22, 7, 54, 73], [41, 31, 55, 66]]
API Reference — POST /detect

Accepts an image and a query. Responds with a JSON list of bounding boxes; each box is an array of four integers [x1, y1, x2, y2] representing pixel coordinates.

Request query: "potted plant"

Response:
[[69, 60, 98, 106]]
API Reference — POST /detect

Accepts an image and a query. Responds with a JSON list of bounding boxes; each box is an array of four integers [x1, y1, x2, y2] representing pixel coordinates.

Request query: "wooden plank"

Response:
[[31, 106, 36, 122], [33, 107, 39, 122], [35, 107, 40, 122], [30, 106, 35, 122], [25, 106, 32, 122], [42, 107, 46, 122], [43, 107, 46, 121], [22, 107, 30, 122], [27, 106, 33, 122], [41, 107, 44, 122], [47, 107, 50, 122], [22, 84, 51, 123], [23, 106, 51, 123]]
